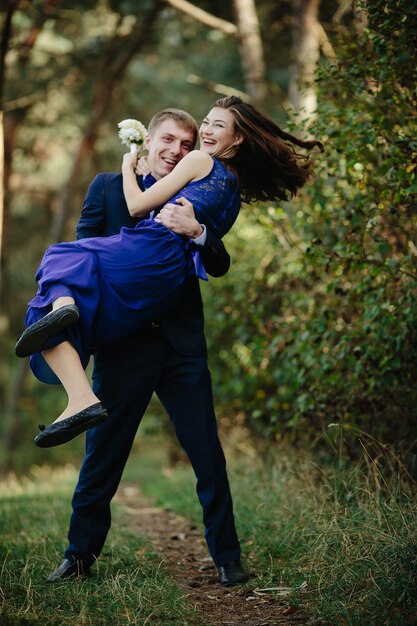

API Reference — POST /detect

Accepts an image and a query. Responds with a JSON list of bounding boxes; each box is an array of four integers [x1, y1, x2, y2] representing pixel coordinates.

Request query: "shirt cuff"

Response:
[[190, 223, 207, 245]]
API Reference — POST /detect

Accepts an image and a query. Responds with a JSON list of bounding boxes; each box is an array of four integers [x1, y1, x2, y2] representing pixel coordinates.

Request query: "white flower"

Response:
[[118, 119, 148, 149]]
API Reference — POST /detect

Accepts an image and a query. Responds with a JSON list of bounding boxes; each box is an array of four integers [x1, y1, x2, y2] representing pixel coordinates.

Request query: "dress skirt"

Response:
[[26, 219, 190, 384]]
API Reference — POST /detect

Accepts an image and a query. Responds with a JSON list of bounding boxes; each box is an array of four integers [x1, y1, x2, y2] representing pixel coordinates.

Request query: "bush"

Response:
[[203, 0, 417, 450]]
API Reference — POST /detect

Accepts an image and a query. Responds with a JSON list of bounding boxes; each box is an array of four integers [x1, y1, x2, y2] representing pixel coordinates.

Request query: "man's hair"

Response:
[[148, 108, 198, 146]]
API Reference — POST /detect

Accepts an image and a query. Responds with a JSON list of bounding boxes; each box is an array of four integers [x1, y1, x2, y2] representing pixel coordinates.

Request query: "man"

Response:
[[47, 108, 248, 587]]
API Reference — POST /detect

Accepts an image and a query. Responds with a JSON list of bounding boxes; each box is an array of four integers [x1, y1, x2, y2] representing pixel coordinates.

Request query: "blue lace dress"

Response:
[[26, 158, 240, 384]]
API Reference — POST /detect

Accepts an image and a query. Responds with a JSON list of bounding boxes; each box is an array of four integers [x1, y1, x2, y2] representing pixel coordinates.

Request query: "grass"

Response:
[[1, 430, 416, 625], [0, 464, 197, 625], [133, 428, 417, 626]]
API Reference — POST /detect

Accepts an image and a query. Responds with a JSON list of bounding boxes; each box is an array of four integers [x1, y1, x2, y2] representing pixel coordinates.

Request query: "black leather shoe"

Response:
[[217, 560, 249, 586], [47, 558, 91, 582], [15, 304, 79, 357], [34, 402, 108, 448]]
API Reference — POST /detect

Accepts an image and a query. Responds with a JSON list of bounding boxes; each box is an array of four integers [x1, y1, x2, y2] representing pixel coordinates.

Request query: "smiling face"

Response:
[[199, 107, 243, 157], [146, 119, 196, 180]]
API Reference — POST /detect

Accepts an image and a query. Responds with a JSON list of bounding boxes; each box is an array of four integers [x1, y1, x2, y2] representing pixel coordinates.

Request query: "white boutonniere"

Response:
[[118, 119, 148, 153]]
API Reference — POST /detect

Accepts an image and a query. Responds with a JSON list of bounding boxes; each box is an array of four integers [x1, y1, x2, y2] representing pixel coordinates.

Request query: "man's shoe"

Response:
[[15, 304, 79, 357], [47, 558, 91, 582], [34, 402, 108, 448], [217, 560, 249, 586]]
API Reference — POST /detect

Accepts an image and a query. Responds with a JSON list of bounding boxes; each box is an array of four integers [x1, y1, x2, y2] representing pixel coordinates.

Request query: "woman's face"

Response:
[[199, 107, 242, 156]]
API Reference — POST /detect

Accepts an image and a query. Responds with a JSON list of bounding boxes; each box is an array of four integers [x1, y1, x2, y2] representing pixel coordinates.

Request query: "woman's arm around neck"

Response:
[[122, 150, 213, 218]]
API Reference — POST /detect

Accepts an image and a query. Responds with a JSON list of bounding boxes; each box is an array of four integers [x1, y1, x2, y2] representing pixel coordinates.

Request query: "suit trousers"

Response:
[[64, 324, 241, 567]]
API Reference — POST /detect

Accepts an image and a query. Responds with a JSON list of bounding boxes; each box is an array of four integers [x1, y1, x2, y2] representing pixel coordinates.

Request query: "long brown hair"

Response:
[[213, 96, 323, 204]]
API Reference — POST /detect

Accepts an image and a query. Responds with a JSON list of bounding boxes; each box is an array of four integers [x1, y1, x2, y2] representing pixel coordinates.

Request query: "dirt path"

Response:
[[115, 484, 317, 626]]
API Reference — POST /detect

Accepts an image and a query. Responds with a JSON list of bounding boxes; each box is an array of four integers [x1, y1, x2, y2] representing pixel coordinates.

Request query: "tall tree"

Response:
[[166, 0, 267, 104], [232, 0, 267, 104], [289, 0, 335, 122], [0, 0, 25, 471], [289, 0, 320, 120], [0, 0, 18, 297]]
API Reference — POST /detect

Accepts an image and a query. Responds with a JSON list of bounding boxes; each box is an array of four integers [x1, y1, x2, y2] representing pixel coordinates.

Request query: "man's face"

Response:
[[146, 120, 195, 180]]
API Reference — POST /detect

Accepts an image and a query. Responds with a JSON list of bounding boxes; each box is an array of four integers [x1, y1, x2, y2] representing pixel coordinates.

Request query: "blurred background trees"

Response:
[[1, 0, 416, 472]]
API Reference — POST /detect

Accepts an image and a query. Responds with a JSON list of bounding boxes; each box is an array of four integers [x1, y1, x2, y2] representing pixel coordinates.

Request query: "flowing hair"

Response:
[[213, 96, 324, 203]]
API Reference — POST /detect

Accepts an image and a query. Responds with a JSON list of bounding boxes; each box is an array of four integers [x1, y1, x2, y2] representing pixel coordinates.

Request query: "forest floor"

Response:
[[1, 438, 414, 625], [115, 483, 317, 626]]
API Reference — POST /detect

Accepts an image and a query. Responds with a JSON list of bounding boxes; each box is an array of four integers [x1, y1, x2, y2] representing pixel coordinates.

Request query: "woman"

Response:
[[16, 96, 323, 447]]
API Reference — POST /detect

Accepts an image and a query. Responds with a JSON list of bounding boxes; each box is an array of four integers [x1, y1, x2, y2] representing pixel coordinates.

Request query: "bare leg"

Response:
[[52, 296, 75, 311], [15, 297, 80, 359], [42, 341, 100, 424]]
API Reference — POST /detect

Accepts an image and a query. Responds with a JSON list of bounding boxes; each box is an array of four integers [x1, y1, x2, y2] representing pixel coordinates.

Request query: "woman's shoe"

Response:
[[15, 304, 79, 357], [34, 402, 108, 448]]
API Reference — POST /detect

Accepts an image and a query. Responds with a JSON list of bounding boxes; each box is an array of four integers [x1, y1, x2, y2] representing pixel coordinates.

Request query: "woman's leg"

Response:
[[52, 296, 75, 310], [42, 341, 100, 424], [16, 296, 80, 358]]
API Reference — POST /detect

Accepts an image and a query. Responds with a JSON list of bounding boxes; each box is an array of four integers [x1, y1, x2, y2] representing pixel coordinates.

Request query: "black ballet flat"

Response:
[[34, 402, 108, 448], [15, 304, 80, 358]]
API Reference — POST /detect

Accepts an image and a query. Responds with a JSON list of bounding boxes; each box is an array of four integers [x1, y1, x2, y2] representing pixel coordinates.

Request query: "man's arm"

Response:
[[199, 226, 230, 277], [77, 174, 105, 240], [155, 199, 230, 278], [78, 174, 230, 276]]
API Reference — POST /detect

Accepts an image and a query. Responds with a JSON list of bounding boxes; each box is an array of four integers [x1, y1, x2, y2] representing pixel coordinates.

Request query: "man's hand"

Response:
[[155, 197, 204, 239]]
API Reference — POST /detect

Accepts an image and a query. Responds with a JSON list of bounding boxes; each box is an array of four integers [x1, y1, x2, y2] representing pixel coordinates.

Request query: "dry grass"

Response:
[[136, 428, 417, 626], [0, 464, 197, 625]]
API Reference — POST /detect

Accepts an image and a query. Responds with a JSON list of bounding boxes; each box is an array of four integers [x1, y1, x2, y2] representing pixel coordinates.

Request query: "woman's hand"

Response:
[[122, 152, 138, 174], [135, 156, 151, 176]]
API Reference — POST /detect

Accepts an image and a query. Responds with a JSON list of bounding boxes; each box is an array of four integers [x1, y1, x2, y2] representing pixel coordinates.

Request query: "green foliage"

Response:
[[203, 0, 417, 447]]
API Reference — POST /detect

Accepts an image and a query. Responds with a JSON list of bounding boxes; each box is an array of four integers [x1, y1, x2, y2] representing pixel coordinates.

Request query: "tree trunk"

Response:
[[165, 0, 237, 35], [166, 0, 267, 104], [0, 110, 31, 472], [0, 359, 28, 473], [0, 1, 23, 472], [233, 0, 267, 105], [289, 0, 321, 122], [0, 110, 3, 299], [0, 0, 18, 297]]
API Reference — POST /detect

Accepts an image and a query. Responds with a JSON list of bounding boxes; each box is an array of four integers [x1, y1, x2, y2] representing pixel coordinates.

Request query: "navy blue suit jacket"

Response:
[[77, 172, 230, 356]]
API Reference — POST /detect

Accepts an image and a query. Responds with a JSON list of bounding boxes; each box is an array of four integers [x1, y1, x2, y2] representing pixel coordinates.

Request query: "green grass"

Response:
[[0, 465, 197, 625], [1, 434, 416, 626], [133, 432, 417, 626]]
